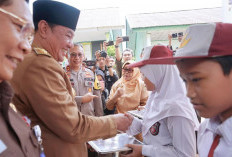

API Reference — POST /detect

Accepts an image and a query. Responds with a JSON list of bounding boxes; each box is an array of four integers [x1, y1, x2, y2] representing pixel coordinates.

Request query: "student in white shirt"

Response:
[[138, 23, 232, 157], [122, 45, 199, 157]]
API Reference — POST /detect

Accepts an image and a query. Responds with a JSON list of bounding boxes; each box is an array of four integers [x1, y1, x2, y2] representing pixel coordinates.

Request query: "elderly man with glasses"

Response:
[[0, 0, 40, 156], [10, 1, 132, 157]]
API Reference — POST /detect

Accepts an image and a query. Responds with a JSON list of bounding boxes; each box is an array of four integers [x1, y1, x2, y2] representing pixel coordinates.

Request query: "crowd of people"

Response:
[[0, 0, 232, 157]]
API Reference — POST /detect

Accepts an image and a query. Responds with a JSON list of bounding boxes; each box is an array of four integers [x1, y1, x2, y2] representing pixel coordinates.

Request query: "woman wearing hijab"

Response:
[[123, 45, 199, 157], [106, 60, 148, 114]]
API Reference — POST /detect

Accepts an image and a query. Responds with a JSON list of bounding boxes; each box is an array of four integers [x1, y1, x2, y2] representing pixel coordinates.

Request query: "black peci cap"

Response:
[[33, 0, 80, 31]]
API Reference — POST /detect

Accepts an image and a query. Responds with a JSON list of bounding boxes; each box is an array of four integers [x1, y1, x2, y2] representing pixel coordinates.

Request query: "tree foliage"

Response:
[[107, 45, 115, 57]]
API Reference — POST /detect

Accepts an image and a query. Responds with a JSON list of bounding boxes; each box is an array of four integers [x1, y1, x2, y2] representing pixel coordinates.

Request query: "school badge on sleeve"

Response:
[[150, 122, 160, 136]]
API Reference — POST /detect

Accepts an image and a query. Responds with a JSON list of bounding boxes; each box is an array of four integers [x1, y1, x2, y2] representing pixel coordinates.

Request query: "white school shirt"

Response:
[[198, 116, 232, 157], [127, 116, 196, 157]]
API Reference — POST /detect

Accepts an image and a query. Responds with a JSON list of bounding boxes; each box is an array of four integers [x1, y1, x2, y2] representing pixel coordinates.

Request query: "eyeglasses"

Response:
[[0, 8, 34, 44], [70, 52, 83, 58], [122, 68, 134, 73]]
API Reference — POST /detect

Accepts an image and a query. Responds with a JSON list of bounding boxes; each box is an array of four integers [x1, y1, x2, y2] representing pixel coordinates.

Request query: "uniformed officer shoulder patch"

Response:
[[85, 72, 92, 78], [150, 122, 160, 136], [33, 47, 51, 57]]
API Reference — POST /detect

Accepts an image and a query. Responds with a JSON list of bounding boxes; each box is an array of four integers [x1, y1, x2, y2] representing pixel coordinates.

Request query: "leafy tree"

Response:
[[107, 45, 115, 57]]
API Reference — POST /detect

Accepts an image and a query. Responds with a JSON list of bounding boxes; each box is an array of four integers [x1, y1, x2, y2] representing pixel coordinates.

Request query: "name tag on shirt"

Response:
[[0, 140, 7, 154], [84, 78, 94, 82], [85, 81, 94, 87]]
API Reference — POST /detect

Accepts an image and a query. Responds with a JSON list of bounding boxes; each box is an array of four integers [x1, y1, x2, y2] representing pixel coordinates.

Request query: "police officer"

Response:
[[66, 43, 103, 116], [0, 0, 40, 156], [10, 1, 132, 157]]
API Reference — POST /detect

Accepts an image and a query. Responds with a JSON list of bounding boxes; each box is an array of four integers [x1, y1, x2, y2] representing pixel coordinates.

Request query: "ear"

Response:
[[37, 20, 51, 39]]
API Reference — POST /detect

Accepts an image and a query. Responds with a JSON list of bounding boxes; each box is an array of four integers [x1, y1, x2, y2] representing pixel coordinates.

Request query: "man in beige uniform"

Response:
[[10, 1, 132, 157], [67, 43, 103, 116]]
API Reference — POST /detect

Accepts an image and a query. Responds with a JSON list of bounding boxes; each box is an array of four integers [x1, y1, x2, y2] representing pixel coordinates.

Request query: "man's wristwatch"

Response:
[[107, 66, 112, 68], [115, 45, 119, 48]]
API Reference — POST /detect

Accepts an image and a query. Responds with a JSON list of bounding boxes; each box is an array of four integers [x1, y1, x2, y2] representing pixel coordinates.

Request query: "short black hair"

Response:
[[212, 56, 232, 76], [0, 0, 29, 6]]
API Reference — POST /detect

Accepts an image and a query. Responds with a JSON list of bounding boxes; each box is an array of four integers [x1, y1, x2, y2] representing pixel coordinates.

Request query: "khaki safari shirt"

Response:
[[10, 47, 117, 157]]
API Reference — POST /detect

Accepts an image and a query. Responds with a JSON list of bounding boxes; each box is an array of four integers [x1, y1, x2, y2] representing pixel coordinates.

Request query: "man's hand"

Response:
[[95, 50, 101, 60], [115, 37, 123, 46], [103, 41, 107, 51], [81, 93, 98, 103], [120, 144, 142, 157], [168, 34, 172, 41], [113, 113, 133, 132], [115, 37, 123, 61], [124, 112, 134, 122]]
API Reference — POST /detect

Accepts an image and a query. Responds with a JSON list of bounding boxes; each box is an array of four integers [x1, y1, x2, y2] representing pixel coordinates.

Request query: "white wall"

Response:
[[222, 0, 232, 23]]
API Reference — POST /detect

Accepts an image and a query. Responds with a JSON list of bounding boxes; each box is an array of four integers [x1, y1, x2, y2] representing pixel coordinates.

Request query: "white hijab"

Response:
[[140, 64, 199, 136]]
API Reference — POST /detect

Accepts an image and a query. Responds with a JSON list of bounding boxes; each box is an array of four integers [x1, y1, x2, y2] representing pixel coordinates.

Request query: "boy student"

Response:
[[135, 23, 232, 157]]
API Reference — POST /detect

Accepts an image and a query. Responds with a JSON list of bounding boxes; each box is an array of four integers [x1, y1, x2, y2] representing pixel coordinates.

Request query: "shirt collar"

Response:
[[71, 66, 83, 75], [71, 70, 78, 75], [205, 116, 232, 144]]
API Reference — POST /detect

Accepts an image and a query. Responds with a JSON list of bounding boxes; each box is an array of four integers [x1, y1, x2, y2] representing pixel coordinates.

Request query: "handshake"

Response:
[[113, 113, 134, 132]]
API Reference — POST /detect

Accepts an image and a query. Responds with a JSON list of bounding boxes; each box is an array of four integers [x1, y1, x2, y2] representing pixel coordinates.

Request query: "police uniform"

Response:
[[67, 66, 103, 116], [0, 81, 40, 157], [197, 116, 232, 157]]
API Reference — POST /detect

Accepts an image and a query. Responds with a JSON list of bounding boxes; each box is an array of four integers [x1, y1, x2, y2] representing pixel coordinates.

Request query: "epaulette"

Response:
[[33, 47, 52, 57], [65, 65, 71, 79]]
